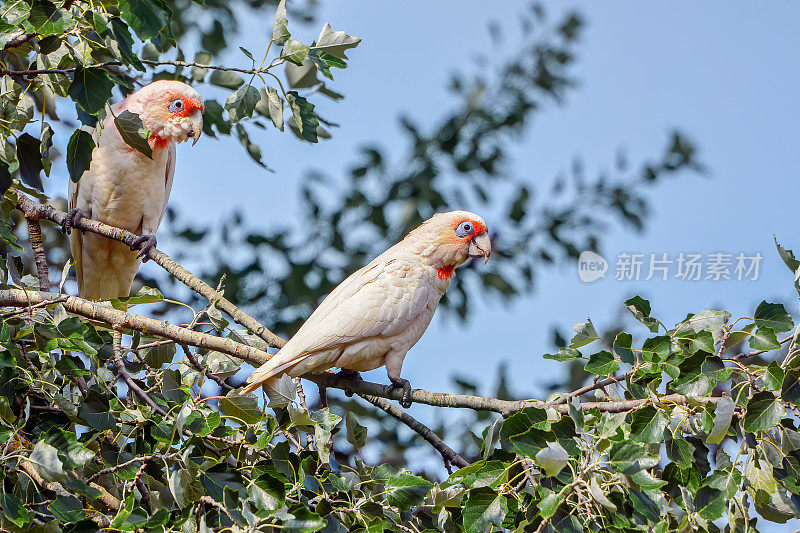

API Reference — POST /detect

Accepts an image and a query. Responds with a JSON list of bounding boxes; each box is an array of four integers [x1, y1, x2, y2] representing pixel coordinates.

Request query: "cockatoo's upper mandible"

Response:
[[66, 80, 204, 301], [242, 210, 492, 407]]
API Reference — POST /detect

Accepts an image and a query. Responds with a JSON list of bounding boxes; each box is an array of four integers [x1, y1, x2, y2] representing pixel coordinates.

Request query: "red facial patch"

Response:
[[453, 218, 487, 240], [436, 265, 455, 280], [149, 135, 169, 150], [176, 97, 202, 117], [164, 92, 204, 117]]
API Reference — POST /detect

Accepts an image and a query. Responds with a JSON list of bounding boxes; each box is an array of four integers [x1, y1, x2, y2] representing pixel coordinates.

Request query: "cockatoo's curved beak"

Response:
[[187, 111, 203, 146], [468, 232, 492, 264]]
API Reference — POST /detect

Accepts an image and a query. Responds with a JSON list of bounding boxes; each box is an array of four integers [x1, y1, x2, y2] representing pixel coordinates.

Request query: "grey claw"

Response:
[[62, 208, 84, 235], [131, 234, 157, 262], [390, 378, 413, 408], [338, 369, 361, 397]]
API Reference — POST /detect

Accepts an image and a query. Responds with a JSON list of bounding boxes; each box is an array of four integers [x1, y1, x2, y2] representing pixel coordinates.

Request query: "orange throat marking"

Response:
[[436, 265, 455, 280]]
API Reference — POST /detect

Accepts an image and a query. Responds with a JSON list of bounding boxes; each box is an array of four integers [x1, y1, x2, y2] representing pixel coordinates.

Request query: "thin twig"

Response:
[[26, 218, 50, 292], [180, 344, 233, 391], [16, 194, 285, 348], [113, 330, 168, 416], [0, 58, 286, 79], [549, 369, 634, 406], [86, 453, 174, 483], [359, 393, 469, 469]]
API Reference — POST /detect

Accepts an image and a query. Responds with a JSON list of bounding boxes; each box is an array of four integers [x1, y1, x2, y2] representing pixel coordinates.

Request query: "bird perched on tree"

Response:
[[64, 80, 204, 300], [242, 211, 492, 407]]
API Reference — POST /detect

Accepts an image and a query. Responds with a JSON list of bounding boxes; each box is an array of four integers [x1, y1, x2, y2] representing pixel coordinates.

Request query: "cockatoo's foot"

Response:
[[131, 234, 157, 261], [337, 369, 362, 397], [61, 208, 84, 235], [389, 377, 413, 408]]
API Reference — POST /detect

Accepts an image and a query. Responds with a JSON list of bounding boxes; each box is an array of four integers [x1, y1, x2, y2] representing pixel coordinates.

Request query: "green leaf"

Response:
[[191, 51, 212, 81], [749, 326, 781, 351], [743, 391, 783, 432], [109, 17, 145, 71], [48, 495, 84, 523], [707, 396, 735, 444], [783, 370, 800, 403], [234, 124, 267, 167], [271, 0, 289, 46], [694, 487, 725, 520], [313, 22, 361, 59], [225, 84, 260, 123], [260, 87, 284, 131], [282, 39, 311, 66], [208, 70, 244, 90], [66, 129, 95, 183], [764, 361, 785, 391], [345, 411, 367, 449], [202, 99, 232, 137], [543, 347, 580, 362], [0, 492, 29, 527], [286, 91, 319, 143], [29, 441, 65, 482], [625, 295, 659, 332], [118, 0, 170, 41], [0, 161, 11, 195], [614, 331, 635, 364], [25, 0, 74, 36], [384, 472, 433, 511], [114, 110, 153, 159], [584, 350, 619, 376], [630, 405, 668, 444], [754, 301, 794, 333], [462, 487, 507, 533], [219, 392, 264, 424], [15, 132, 44, 191], [69, 68, 114, 115], [535, 442, 568, 477], [775, 236, 800, 275], [676, 308, 732, 344], [569, 319, 599, 348]]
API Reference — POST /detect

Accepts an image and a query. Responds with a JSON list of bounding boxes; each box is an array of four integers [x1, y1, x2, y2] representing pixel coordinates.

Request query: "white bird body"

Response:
[[68, 81, 203, 300], [243, 211, 492, 399]]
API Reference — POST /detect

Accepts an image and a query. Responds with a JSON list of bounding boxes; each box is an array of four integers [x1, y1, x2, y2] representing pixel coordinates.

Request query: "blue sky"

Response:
[[144, 1, 800, 396], [48, 0, 800, 428]]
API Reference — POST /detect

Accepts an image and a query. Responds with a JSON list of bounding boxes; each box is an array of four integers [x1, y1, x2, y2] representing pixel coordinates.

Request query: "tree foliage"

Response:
[[5, 1, 798, 532]]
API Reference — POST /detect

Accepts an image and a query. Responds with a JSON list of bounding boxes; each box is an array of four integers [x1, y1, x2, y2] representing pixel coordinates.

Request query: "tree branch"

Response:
[[16, 194, 285, 348], [26, 217, 50, 292], [0, 58, 286, 79], [113, 330, 168, 416], [0, 289, 271, 366], [358, 393, 469, 469]]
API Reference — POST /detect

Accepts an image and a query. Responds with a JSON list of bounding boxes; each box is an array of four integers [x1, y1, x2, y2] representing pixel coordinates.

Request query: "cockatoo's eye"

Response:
[[168, 99, 184, 113], [455, 221, 473, 238]]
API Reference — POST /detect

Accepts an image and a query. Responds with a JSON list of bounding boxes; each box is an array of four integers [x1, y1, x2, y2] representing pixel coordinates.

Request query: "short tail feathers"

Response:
[[240, 351, 314, 394]]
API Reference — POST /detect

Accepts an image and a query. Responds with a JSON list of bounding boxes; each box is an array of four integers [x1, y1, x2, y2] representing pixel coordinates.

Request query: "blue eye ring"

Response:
[[455, 221, 473, 238], [168, 99, 184, 113]]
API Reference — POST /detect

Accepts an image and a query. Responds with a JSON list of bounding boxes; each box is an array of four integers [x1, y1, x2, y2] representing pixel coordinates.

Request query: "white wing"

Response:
[[244, 256, 435, 388]]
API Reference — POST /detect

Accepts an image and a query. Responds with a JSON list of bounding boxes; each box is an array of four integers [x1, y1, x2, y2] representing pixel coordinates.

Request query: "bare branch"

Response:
[[26, 218, 50, 292], [16, 194, 285, 348], [359, 393, 469, 469], [0, 289, 271, 366]]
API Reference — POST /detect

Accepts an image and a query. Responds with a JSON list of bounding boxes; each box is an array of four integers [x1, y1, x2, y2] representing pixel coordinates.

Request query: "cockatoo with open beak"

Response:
[[64, 80, 204, 300], [242, 211, 492, 407]]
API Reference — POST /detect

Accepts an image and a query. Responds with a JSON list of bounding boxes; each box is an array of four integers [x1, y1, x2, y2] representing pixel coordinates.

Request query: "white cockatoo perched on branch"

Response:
[[242, 211, 492, 407], [65, 80, 204, 300]]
